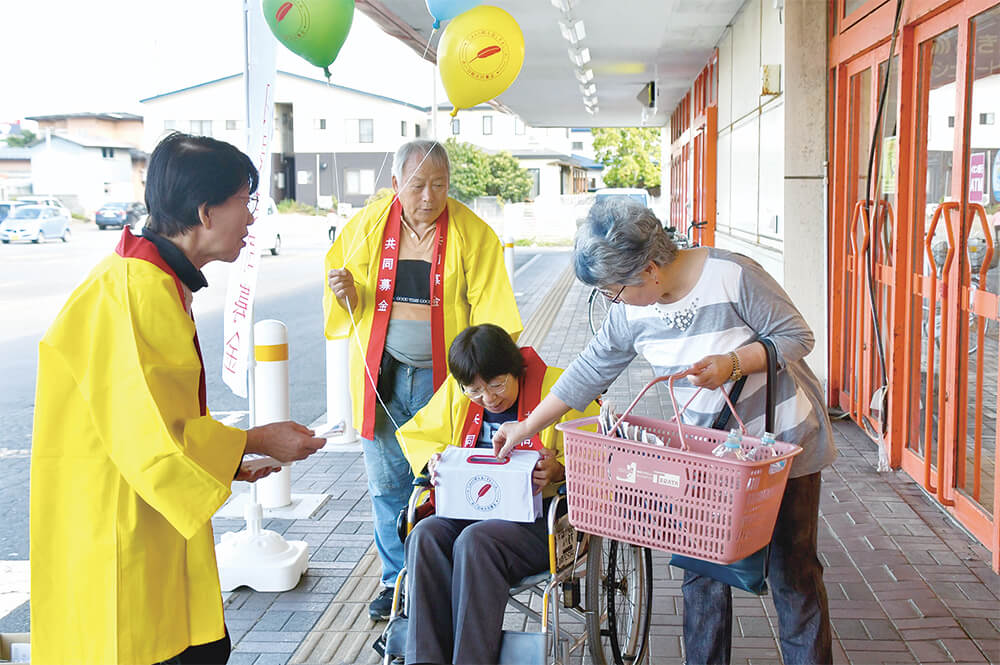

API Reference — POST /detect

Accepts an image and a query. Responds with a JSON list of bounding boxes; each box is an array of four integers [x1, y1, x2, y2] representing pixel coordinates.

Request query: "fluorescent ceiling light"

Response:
[[579, 83, 596, 96], [559, 19, 586, 44], [568, 47, 591, 67], [550, 0, 577, 11]]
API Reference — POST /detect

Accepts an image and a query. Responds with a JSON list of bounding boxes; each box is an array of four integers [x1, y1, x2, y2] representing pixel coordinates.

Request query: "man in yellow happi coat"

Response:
[[324, 140, 521, 620], [30, 132, 325, 665]]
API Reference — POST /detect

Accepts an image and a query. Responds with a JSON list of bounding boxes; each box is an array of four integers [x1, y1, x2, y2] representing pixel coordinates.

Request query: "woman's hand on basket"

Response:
[[532, 448, 564, 494], [688, 354, 734, 390]]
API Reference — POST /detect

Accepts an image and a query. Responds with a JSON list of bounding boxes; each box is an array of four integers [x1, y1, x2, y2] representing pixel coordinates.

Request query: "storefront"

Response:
[[828, 0, 1000, 568]]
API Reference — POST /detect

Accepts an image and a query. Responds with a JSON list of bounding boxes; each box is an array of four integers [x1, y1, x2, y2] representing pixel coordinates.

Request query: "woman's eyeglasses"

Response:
[[461, 375, 509, 400], [598, 284, 627, 304], [244, 193, 260, 215]]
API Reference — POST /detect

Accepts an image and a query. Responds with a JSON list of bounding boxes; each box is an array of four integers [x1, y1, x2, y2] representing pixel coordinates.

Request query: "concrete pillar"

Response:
[[783, 0, 829, 387]]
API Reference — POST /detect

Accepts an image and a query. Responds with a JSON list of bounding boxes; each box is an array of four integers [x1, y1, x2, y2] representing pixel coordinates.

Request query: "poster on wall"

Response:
[[993, 150, 1000, 205], [881, 136, 898, 195], [969, 152, 987, 205]]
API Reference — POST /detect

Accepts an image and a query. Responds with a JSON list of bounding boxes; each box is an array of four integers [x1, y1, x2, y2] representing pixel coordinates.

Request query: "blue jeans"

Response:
[[361, 354, 434, 587], [682, 472, 832, 665]]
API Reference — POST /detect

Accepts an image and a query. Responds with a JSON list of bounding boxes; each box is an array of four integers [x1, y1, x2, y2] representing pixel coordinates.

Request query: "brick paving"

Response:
[[213, 266, 1000, 664]]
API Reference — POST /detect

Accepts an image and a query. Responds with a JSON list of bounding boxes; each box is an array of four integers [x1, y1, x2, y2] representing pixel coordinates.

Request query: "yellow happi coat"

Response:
[[396, 366, 599, 499], [323, 195, 522, 436], [30, 236, 245, 665]]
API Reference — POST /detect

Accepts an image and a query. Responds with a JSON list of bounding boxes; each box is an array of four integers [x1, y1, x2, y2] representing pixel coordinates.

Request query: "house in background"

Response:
[[140, 71, 428, 210], [28, 134, 139, 213], [23, 113, 147, 214], [0, 146, 32, 200], [140, 71, 604, 214]]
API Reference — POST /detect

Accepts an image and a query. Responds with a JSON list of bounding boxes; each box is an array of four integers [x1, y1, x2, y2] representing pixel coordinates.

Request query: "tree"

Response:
[[443, 138, 532, 204], [591, 128, 661, 189], [443, 138, 490, 203], [485, 151, 532, 203], [4, 129, 37, 147]]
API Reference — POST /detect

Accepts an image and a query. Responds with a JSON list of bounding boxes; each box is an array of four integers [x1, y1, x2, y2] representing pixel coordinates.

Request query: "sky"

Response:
[[0, 0, 442, 124]]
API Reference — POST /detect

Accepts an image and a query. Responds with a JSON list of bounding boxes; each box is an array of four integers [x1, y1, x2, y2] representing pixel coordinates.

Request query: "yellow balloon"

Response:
[[438, 5, 525, 116]]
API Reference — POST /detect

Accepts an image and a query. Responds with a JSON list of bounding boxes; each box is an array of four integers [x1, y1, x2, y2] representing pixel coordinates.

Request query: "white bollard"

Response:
[[504, 235, 515, 291], [325, 336, 358, 443], [254, 320, 292, 509]]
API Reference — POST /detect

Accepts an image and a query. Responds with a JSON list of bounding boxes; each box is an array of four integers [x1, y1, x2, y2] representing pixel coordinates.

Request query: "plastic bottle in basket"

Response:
[[754, 431, 786, 471], [712, 428, 749, 460]]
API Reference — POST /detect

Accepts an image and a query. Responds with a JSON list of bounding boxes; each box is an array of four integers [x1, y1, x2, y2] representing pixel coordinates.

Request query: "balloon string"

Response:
[[422, 27, 437, 61]]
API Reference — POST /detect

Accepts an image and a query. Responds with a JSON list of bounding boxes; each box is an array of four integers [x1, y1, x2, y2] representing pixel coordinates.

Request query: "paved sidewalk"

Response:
[[216, 269, 1000, 665]]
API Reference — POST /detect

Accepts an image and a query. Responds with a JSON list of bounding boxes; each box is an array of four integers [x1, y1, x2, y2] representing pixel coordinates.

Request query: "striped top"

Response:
[[552, 248, 837, 478]]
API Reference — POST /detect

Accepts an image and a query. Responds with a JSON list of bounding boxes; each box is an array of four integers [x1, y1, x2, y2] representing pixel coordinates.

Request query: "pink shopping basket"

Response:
[[555, 374, 803, 565]]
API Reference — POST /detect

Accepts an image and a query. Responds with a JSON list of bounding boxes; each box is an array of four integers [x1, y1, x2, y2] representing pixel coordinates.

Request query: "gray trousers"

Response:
[[404, 514, 548, 665]]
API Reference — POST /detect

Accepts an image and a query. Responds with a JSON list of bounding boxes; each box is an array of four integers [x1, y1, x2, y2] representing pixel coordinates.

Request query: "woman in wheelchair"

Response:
[[396, 324, 597, 665]]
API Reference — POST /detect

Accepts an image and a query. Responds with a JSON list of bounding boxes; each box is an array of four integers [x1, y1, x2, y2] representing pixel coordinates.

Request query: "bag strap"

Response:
[[711, 338, 779, 432], [711, 376, 747, 431], [759, 337, 778, 433]]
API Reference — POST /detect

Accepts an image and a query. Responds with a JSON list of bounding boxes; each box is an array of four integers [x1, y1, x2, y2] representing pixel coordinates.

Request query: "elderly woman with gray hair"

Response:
[[494, 198, 838, 665]]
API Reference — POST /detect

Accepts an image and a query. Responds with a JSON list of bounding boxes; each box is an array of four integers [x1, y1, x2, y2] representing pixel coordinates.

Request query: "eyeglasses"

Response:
[[461, 375, 510, 400], [243, 193, 260, 215], [598, 284, 627, 304]]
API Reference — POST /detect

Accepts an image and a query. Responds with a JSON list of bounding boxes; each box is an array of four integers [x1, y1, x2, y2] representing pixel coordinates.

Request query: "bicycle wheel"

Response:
[[585, 536, 652, 665], [588, 288, 611, 335]]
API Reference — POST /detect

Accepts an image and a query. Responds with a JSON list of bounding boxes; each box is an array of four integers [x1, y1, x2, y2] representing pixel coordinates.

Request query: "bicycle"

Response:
[[587, 221, 709, 335]]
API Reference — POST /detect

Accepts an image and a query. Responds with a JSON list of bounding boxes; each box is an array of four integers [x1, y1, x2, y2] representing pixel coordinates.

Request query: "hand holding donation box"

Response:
[[435, 448, 542, 522]]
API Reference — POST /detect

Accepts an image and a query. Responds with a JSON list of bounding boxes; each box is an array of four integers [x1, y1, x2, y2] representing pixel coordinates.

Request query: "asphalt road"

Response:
[[0, 216, 549, 563]]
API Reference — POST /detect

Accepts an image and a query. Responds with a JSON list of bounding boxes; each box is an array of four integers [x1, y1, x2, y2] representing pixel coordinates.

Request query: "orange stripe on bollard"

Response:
[[255, 344, 288, 362]]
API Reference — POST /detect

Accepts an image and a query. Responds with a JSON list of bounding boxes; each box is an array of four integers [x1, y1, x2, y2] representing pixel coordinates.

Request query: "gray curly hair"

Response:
[[573, 198, 677, 287], [391, 140, 450, 182]]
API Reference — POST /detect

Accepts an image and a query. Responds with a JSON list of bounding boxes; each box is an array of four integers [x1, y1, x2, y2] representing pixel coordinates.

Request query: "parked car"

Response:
[[253, 197, 282, 256], [0, 200, 24, 223], [593, 187, 651, 207], [96, 202, 147, 230], [16, 196, 68, 212], [0, 205, 72, 243]]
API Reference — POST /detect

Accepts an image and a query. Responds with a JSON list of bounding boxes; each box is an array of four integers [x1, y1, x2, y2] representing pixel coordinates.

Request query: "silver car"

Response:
[[0, 205, 72, 243]]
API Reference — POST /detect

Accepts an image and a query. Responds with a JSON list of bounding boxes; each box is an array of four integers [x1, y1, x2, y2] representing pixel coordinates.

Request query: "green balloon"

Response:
[[263, 0, 355, 77]]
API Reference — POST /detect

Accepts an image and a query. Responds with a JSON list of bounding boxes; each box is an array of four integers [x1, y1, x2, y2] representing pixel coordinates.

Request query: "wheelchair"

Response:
[[374, 477, 653, 665]]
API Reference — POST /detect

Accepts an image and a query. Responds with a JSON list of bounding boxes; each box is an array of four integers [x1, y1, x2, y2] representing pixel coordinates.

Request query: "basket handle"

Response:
[[607, 371, 746, 450]]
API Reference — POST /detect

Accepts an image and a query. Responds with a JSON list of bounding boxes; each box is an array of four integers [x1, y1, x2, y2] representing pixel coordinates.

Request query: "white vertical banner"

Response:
[[223, 0, 277, 397]]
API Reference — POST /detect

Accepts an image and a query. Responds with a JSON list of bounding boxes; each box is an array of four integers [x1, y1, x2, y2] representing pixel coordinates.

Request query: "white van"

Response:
[[593, 188, 650, 208]]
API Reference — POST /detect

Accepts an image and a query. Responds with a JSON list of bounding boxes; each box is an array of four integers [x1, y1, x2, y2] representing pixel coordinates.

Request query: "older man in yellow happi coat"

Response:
[[324, 140, 521, 620], [30, 132, 325, 665]]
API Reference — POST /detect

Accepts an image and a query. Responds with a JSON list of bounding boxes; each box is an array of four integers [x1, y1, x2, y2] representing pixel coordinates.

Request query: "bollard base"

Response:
[[216, 529, 308, 592]]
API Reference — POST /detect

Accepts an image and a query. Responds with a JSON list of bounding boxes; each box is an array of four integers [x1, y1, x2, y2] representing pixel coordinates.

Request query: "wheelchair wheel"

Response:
[[588, 288, 611, 335], [585, 536, 652, 665]]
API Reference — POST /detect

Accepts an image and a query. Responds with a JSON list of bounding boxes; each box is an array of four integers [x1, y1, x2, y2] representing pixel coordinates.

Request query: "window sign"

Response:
[[969, 152, 987, 204], [881, 136, 898, 195]]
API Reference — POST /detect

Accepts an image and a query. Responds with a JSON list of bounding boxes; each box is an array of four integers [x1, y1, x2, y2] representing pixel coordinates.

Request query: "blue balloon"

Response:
[[425, 0, 480, 29]]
